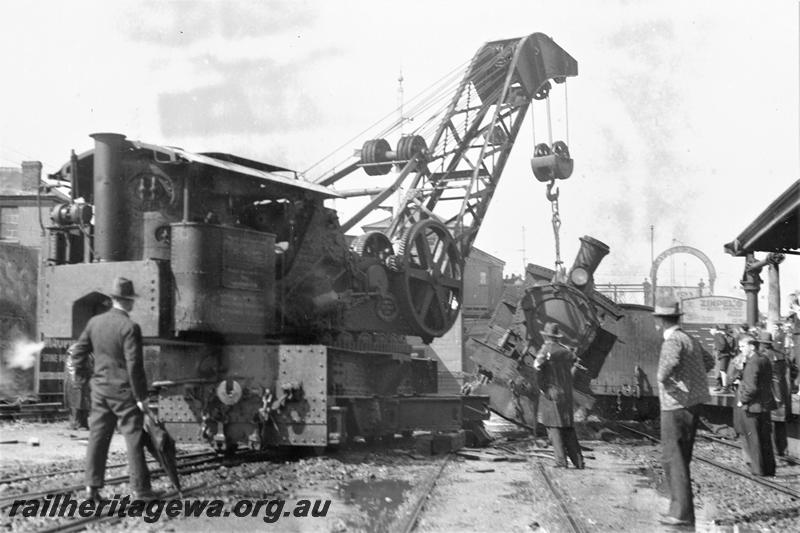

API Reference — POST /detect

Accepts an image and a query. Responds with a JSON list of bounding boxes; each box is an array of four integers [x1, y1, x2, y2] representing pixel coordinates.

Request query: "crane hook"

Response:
[[546, 180, 559, 202]]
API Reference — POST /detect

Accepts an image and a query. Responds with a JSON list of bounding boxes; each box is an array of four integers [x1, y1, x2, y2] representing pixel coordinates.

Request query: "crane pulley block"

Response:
[[531, 140, 573, 182]]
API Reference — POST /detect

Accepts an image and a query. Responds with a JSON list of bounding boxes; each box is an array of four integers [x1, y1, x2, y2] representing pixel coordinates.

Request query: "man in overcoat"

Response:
[[654, 301, 715, 527], [711, 324, 734, 393], [68, 277, 156, 501], [738, 333, 776, 476], [533, 322, 584, 469], [759, 331, 792, 457]]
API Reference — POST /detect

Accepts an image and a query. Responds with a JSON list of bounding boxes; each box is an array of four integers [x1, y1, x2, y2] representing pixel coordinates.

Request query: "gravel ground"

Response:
[[3, 419, 800, 532]]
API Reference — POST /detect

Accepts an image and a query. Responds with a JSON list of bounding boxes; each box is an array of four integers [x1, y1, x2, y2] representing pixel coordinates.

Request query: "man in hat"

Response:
[[653, 301, 715, 527], [738, 333, 776, 476], [68, 277, 156, 501], [533, 322, 584, 469], [711, 324, 734, 394], [760, 330, 790, 457], [789, 290, 800, 393]]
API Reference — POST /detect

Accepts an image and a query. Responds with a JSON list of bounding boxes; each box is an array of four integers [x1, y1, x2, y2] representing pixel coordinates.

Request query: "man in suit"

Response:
[[711, 324, 734, 393], [69, 277, 156, 501], [654, 301, 715, 527], [759, 330, 793, 458], [738, 334, 776, 476], [533, 322, 584, 469]]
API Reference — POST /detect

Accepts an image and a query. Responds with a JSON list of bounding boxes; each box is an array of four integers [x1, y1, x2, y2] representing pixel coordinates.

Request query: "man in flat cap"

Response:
[[533, 322, 584, 469], [653, 301, 715, 527], [68, 277, 156, 502]]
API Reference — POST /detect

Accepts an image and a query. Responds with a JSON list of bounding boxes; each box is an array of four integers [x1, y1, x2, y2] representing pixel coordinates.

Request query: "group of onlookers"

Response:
[[710, 293, 800, 478], [654, 292, 800, 528]]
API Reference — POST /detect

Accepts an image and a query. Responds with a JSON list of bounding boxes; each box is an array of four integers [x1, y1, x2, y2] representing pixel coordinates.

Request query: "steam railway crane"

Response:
[[39, 32, 583, 451], [315, 33, 578, 341]]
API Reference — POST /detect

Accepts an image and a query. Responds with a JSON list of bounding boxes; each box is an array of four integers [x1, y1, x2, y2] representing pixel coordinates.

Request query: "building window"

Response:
[[479, 271, 488, 286], [0, 207, 19, 240]]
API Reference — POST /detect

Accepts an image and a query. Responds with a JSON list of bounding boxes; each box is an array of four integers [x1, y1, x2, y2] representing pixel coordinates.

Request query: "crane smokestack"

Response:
[[91, 132, 127, 261]]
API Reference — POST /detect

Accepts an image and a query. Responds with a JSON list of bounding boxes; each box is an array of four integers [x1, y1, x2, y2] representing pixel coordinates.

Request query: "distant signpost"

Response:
[[680, 296, 747, 354], [681, 296, 747, 325]]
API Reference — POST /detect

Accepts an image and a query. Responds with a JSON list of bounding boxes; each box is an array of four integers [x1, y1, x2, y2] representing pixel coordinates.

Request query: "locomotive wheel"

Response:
[[361, 138, 392, 176], [351, 231, 394, 261], [394, 219, 462, 340], [395, 135, 427, 162]]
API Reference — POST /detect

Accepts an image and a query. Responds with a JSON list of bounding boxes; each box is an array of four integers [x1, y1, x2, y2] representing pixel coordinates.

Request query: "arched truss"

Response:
[[649, 245, 717, 302]]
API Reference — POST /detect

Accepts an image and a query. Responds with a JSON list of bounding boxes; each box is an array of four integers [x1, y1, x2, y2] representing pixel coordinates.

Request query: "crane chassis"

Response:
[[38, 32, 595, 451]]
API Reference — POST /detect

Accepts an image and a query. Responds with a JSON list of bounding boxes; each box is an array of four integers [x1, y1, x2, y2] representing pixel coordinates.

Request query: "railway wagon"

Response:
[[591, 304, 662, 419]]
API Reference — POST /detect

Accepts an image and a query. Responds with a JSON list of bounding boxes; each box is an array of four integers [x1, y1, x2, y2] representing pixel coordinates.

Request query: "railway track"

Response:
[[617, 423, 800, 500], [0, 451, 217, 486], [397, 454, 450, 533], [36, 461, 278, 533], [0, 452, 225, 508], [696, 430, 800, 466], [536, 462, 588, 533]]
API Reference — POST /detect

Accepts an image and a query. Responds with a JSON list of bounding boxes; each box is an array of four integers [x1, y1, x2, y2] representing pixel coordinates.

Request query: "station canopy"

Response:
[[724, 179, 799, 256]]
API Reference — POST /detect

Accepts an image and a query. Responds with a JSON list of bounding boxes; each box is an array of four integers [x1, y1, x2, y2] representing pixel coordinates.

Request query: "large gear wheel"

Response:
[[393, 219, 463, 340], [351, 231, 394, 261]]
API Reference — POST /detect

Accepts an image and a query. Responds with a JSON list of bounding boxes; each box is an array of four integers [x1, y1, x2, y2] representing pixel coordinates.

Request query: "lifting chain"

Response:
[[546, 179, 564, 279]]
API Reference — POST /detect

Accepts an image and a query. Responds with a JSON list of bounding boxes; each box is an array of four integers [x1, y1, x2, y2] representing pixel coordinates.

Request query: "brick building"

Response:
[[0, 161, 65, 401]]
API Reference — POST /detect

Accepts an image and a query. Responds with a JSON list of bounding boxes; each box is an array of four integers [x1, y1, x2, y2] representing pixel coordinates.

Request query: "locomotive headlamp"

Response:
[[566, 236, 610, 294], [569, 266, 590, 287]]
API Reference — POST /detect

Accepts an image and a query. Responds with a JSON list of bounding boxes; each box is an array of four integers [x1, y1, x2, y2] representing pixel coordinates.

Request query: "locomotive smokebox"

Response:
[[567, 235, 609, 293], [91, 132, 128, 262]]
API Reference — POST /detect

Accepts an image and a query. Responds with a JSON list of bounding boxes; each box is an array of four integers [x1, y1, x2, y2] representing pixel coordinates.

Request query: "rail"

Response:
[[617, 423, 800, 500], [398, 454, 451, 533], [536, 461, 587, 533]]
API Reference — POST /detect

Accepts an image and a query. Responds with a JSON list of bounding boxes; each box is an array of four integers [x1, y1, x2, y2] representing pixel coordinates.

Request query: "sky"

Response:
[[1, 0, 798, 313]]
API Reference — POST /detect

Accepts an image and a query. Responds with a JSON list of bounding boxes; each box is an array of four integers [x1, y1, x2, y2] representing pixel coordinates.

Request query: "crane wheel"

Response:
[[392, 219, 462, 339], [361, 138, 392, 176], [552, 140, 570, 159], [351, 231, 394, 261], [534, 143, 552, 157], [396, 135, 427, 162]]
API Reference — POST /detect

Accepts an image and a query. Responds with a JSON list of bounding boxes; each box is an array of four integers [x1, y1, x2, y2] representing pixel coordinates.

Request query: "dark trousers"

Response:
[[794, 334, 800, 389], [546, 426, 584, 468], [660, 406, 699, 523], [85, 388, 151, 492], [773, 421, 787, 456], [740, 411, 775, 476], [66, 378, 90, 429]]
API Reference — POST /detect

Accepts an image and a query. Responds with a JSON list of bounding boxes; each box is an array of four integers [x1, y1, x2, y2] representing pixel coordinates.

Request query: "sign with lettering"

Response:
[[655, 286, 702, 305], [681, 296, 746, 325]]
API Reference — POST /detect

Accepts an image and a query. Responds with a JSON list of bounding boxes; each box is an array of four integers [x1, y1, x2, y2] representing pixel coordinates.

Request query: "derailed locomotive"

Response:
[[38, 32, 586, 450], [464, 238, 624, 429]]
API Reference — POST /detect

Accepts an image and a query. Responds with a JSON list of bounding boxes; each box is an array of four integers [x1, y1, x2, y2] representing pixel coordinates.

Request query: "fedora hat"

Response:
[[109, 276, 138, 299], [540, 322, 564, 338], [756, 331, 774, 346], [652, 301, 682, 317]]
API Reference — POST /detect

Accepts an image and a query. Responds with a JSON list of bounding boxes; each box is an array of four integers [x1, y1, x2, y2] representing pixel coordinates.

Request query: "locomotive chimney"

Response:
[[567, 235, 609, 293], [91, 133, 128, 262]]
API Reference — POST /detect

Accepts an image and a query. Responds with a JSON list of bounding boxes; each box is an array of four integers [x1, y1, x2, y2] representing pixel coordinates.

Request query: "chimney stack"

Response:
[[21, 161, 42, 193]]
